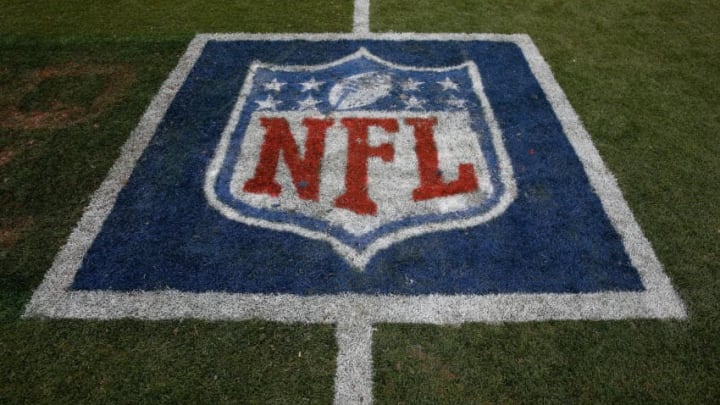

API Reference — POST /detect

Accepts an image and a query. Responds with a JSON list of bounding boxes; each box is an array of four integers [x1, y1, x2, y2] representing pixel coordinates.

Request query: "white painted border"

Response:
[[204, 47, 517, 269], [24, 32, 687, 322], [23, 33, 687, 405]]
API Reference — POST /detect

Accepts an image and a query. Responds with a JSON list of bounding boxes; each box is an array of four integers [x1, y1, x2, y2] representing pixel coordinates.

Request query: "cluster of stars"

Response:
[[254, 77, 325, 111], [397, 77, 467, 110], [253, 74, 469, 112]]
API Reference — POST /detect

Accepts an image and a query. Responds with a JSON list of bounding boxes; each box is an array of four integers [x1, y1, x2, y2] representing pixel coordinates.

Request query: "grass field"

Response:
[[1, 0, 718, 403]]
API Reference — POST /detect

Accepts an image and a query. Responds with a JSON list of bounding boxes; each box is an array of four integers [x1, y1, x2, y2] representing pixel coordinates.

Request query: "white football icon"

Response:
[[328, 72, 392, 110]]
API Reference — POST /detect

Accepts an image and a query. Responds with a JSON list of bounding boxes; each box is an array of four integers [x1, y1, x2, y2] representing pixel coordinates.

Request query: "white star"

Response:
[[255, 95, 281, 111], [446, 95, 467, 109], [403, 96, 425, 110], [263, 78, 286, 92], [437, 77, 459, 91], [400, 78, 424, 92], [300, 77, 325, 92], [297, 95, 321, 110]]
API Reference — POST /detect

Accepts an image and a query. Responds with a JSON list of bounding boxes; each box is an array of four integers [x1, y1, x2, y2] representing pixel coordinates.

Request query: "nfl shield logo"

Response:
[[205, 48, 516, 268]]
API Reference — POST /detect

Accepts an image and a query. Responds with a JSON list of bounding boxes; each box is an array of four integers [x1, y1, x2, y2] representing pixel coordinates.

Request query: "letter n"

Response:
[[243, 117, 333, 200]]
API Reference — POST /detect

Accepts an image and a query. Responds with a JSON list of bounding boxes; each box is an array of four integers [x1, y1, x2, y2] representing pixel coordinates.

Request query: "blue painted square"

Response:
[[71, 39, 644, 295]]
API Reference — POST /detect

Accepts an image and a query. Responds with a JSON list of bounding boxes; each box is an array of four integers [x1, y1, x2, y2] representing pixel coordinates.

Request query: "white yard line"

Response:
[[353, 0, 370, 34], [334, 321, 375, 404], [348, 3, 374, 400]]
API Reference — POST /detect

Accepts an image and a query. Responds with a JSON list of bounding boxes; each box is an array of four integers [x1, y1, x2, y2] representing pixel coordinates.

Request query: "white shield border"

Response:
[[203, 47, 517, 269], [23, 33, 686, 323]]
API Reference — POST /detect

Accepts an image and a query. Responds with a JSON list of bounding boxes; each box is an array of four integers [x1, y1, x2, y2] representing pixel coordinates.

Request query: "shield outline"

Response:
[[204, 47, 517, 269]]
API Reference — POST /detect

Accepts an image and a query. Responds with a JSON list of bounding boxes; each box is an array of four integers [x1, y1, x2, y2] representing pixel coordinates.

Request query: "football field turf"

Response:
[[1, 0, 718, 403]]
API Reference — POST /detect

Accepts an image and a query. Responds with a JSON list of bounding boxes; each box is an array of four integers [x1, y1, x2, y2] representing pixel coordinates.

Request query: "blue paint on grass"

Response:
[[72, 40, 644, 295]]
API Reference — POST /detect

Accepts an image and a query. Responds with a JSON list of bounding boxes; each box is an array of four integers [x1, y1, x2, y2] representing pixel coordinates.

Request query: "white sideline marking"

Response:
[[353, 0, 370, 34], [23, 33, 687, 405], [334, 321, 374, 404]]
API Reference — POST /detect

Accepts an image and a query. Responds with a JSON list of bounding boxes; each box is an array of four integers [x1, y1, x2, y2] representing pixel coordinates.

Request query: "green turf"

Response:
[[1, 320, 335, 403], [1, 0, 718, 402], [0, 0, 353, 40], [0, 40, 337, 404], [371, 0, 720, 402]]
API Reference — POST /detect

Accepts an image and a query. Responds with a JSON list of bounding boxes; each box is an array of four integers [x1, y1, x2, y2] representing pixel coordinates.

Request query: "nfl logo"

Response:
[[205, 48, 515, 268]]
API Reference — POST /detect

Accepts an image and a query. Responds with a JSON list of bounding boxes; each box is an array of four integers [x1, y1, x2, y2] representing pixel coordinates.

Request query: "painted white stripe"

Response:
[[334, 322, 374, 404], [23, 290, 685, 322], [353, 0, 370, 34]]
